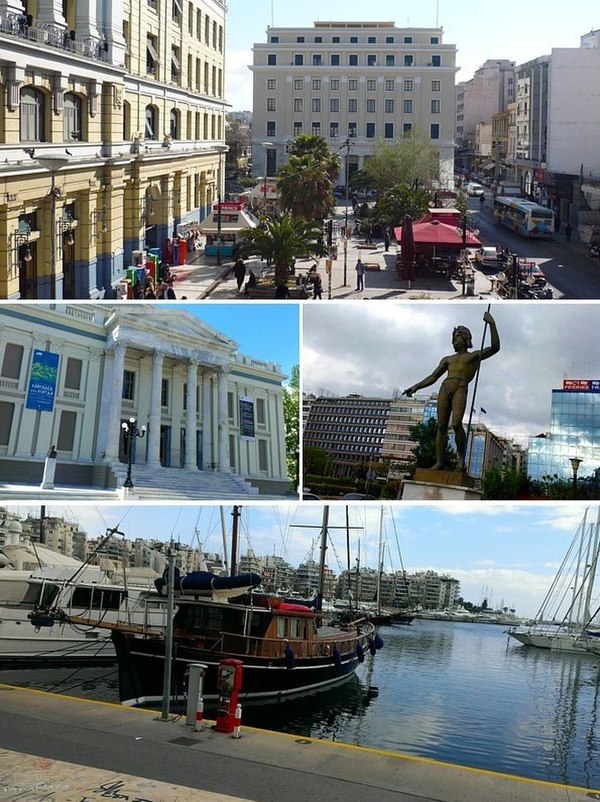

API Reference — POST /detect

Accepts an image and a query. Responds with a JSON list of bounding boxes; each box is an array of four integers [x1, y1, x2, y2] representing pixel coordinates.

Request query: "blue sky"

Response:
[[177, 302, 299, 379], [225, 0, 599, 109], [12, 502, 597, 618]]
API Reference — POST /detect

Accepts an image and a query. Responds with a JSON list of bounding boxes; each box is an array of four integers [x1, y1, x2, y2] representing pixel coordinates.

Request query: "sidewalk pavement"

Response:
[[168, 206, 498, 301]]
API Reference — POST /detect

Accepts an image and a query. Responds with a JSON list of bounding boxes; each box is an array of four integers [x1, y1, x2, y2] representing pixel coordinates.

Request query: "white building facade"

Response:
[[251, 21, 457, 187], [0, 305, 290, 496]]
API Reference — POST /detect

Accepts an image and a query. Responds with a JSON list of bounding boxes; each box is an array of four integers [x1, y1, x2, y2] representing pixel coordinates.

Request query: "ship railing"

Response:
[[217, 630, 362, 660]]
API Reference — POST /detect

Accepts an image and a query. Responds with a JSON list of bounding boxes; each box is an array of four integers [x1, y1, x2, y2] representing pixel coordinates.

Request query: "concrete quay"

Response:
[[0, 683, 596, 802]]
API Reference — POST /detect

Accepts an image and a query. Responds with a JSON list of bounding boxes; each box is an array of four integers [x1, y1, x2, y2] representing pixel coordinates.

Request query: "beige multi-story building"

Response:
[[455, 59, 515, 173], [251, 21, 457, 187], [380, 392, 430, 466], [0, 0, 227, 300]]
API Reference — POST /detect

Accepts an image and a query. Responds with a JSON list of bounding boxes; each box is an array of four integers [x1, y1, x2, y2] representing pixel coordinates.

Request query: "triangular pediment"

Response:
[[105, 306, 239, 355]]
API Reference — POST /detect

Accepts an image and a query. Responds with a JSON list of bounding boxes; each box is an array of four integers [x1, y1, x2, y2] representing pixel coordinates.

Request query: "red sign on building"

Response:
[[563, 379, 591, 391]]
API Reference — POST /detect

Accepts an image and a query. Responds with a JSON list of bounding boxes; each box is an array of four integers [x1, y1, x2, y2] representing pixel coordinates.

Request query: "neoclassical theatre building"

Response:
[[0, 305, 292, 497]]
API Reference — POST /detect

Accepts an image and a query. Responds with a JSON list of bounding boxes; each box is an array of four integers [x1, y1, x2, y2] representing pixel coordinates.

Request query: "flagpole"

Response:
[[465, 303, 491, 475]]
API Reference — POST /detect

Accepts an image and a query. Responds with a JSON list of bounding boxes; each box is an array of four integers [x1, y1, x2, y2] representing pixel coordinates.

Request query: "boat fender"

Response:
[[284, 642, 296, 669], [28, 613, 56, 629], [374, 634, 384, 650], [367, 637, 377, 656], [333, 646, 342, 669], [356, 643, 365, 663]]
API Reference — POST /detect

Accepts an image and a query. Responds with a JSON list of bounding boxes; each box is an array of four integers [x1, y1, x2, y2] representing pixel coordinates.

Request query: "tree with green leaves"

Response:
[[282, 365, 300, 490], [408, 418, 457, 472], [361, 130, 440, 196], [277, 135, 340, 220], [239, 212, 328, 284]]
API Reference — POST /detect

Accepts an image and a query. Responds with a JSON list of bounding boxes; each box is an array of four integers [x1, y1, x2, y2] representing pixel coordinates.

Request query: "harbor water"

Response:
[[2, 619, 599, 789]]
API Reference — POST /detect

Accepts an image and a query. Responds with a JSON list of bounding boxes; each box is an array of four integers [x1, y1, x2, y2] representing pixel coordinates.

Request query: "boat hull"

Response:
[[112, 630, 363, 707]]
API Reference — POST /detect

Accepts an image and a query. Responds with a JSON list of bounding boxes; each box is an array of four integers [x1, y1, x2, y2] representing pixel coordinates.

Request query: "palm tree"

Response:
[[277, 135, 341, 220], [374, 183, 432, 231], [239, 212, 328, 284]]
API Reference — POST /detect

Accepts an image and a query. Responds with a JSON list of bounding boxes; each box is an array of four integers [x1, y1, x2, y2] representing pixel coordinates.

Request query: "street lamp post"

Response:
[[121, 417, 146, 489], [342, 138, 350, 287], [36, 154, 70, 299], [260, 141, 271, 214], [214, 145, 228, 267], [569, 457, 582, 498]]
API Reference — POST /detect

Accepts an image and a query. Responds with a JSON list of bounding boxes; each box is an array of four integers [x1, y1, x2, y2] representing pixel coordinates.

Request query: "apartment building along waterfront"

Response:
[[0, 0, 227, 299], [251, 21, 457, 186]]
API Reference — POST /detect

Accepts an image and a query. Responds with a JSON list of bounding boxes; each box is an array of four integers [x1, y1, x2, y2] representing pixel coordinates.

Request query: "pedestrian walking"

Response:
[[384, 230, 390, 252], [355, 258, 365, 291], [233, 258, 246, 291], [565, 222, 572, 242], [275, 281, 290, 299], [312, 272, 323, 299]]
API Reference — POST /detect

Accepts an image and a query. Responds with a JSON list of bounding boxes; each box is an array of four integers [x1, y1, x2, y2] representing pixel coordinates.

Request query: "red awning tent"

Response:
[[393, 219, 481, 248]]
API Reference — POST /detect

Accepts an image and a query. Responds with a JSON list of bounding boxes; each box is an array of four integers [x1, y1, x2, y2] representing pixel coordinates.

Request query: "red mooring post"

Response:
[[232, 704, 242, 738]]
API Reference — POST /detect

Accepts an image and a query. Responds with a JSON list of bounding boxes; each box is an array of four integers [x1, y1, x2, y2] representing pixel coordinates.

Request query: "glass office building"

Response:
[[528, 380, 600, 480]]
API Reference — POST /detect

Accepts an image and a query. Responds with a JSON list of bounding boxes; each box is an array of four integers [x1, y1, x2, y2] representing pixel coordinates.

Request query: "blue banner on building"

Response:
[[239, 396, 255, 441], [26, 350, 60, 411]]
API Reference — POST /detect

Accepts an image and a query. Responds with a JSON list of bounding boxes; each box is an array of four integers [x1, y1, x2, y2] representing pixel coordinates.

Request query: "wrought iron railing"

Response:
[[0, 12, 109, 62]]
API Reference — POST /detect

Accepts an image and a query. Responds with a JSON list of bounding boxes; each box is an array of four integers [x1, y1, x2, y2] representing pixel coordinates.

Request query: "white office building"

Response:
[[251, 21, 457, 187]]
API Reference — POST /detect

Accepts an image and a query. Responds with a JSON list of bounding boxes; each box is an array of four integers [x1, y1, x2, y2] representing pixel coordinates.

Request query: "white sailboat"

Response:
[[508, 507, 600, 654]]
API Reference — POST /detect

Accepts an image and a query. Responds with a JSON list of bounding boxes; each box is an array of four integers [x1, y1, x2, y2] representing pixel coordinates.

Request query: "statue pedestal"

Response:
[[400, 468, 481, 501]]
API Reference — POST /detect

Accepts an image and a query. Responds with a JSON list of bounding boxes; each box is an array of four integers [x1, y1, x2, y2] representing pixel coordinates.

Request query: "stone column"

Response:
[[201, 372, 212, 469], [36, 0, 67, 27], [98, 0, 126, 66], [104, 341, 126, 459], [146, 350, 164, 467], [184, 359, 198, 469], [75, 0, 100, 40], [216, 367, 230, 472]]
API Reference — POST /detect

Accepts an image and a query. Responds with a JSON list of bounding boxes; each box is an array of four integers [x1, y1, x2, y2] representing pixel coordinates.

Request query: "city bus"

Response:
[[493, 197, 554, 238]]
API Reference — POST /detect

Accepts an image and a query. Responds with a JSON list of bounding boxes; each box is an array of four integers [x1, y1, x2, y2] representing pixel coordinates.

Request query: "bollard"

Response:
[[232, 704, 242, 739], [194, 697, 204, 731]]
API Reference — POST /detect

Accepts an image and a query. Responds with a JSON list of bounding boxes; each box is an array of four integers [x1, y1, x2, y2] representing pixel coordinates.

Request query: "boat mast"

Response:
[[376, 507, 384, 615], [317, 506, 329, 611], [230, 506, 241, 577], [220, 507, 229, 574], [582, 507, 600, 628]]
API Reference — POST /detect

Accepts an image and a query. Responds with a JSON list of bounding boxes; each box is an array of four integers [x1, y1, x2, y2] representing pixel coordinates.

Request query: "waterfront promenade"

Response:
[[0, 683, 596, 802]]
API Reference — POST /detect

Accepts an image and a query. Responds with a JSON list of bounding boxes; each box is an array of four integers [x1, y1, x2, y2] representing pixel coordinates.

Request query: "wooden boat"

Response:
[[108, 589, 378, 707], [72, 506, 383, 707]]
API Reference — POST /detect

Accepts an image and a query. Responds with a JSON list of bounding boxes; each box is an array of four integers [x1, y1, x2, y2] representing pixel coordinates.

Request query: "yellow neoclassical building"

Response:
[[0, 0, 228, 299]]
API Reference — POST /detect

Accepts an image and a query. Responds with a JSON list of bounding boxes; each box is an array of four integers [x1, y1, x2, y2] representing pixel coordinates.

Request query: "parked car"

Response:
[[302, 492, 321, 501], [340, 493, 377, 500], [466, 182, 485, 197], [469, 246, 499, 268]]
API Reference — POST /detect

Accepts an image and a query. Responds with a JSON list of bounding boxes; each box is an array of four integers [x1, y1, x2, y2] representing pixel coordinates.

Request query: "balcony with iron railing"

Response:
[[0, 11, 110, 62]]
